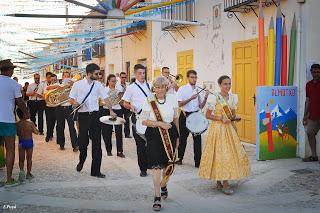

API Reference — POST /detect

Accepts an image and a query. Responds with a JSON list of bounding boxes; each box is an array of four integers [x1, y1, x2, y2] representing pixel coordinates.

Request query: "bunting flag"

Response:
[[281, 19, 288, 86], [267, 17, 275, 86], [288, 14, 297, 86], [258, 0, 266, 85]]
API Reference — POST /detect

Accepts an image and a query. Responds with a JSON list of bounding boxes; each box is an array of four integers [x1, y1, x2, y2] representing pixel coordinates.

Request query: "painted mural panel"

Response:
[[256, 86, 298, 160]]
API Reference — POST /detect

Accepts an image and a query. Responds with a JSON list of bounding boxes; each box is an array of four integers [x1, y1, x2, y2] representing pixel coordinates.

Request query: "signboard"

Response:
[[256, 86, 298, 160]]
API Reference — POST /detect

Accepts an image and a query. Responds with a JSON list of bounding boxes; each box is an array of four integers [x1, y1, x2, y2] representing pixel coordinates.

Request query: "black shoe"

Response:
[[91, 173, 106, 178], [117, 152, 125, 158], [76, 163, 83, 172], [195, 164, 200, 168], [107, 152, 113, 156], [125, 135, 132, 138], [49, 137, 53, 141], [59, 146, 65, 150], [73, 146, 79, 152], [45, 137, 50, 143], [302, 156, 318, 162], [176, 160, 183, 165], [39, 132, 44, 135], [140, 171, 147, 177]]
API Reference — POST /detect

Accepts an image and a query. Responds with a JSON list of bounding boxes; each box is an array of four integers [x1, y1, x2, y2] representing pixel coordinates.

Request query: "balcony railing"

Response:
[[224, 0, 277, 13], [126, 21, 147, 34]]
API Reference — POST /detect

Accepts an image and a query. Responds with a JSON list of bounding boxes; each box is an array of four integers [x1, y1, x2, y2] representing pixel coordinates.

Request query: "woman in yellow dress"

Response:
[[199, 75, 250, 195]]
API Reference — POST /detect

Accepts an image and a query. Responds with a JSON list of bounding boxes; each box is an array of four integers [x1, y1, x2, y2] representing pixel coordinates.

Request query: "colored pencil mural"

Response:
[[258, 0, 266, 85], [274, 5, 282, 86], [281, 20, 288, 86], [256, 86, 298, 160], [288, 14, 297, 86], [267, 17, 275, 86]]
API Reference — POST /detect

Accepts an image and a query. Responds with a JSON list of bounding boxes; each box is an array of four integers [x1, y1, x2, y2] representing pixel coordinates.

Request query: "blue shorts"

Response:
[[0, 122, 16, 137], [19, 139, 34, 150]]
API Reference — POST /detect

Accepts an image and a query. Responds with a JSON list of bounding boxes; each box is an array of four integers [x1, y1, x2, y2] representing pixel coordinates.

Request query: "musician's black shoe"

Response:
[[59, 146, 65, 150], [117, 152, 125, 158], [45, 137, 50, 143], [195, 164, 200, 168], [76, 163, 83, 172], [91, 173, 106, 178], [140, 171, 147, 177], [125, 135, 132, 138], [39, 132, 44, 135], [107, 152, 113, 156], [176, 160, 183, 165]]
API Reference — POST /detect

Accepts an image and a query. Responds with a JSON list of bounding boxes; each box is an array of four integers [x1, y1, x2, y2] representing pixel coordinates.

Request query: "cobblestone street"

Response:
[[0, 133, 320, 213]]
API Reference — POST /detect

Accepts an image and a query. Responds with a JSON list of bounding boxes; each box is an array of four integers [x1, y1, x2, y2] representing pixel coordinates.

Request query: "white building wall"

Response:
[[104, 21, 123, 78], [152, 0, 320, 157]]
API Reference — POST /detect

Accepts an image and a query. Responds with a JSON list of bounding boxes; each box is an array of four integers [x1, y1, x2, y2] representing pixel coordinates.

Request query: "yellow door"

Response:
[[154, 68, 160, 79], [232, 39, 258, 144], [177, 49, 193, 86]]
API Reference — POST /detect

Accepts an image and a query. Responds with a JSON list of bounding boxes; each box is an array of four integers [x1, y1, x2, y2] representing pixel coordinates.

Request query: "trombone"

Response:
[[169, 74, 183, 83]]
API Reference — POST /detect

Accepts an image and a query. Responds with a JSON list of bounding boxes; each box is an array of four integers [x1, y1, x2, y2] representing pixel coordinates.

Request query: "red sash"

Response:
[[149, 99, 177, 186]]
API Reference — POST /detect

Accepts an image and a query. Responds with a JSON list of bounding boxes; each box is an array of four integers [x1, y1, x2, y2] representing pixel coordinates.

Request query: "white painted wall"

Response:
[[151, 0, 320, 157]]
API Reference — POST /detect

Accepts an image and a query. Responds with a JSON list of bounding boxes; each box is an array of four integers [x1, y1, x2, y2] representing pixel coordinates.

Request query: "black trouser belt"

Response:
[[78, 111, 99, 115]]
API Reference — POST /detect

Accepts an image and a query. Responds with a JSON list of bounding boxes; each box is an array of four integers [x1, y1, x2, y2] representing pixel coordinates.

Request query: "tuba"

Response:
[[45, 73, 81, 107]]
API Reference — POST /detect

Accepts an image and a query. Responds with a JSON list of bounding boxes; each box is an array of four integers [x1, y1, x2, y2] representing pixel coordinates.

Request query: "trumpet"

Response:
[[169, 74, 183, 83]]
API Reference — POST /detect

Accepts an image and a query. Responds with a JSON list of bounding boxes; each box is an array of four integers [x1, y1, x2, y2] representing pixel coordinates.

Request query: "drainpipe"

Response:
[[296, 0, 306, 158]]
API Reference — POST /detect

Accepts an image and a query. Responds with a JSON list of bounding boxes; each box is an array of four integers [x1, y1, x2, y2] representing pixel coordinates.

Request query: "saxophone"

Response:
[[45, 74, 81, 107]]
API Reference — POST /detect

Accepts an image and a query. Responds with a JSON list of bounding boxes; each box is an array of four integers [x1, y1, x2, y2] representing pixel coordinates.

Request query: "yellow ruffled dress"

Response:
[[199, 94, 250, 181]]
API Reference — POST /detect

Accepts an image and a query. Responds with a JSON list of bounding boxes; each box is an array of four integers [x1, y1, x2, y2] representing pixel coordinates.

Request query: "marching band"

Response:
[[15, 62, 250, 211]]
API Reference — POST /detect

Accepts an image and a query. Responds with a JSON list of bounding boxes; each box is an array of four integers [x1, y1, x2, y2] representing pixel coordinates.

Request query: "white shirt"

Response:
[[141, 94, 178, 123], [0, 75, 22, 123], [26, 82, 42, 100], [36, 81, 50, 97], [103, 85, 124, 110], [69, 78, 108, 112], [177, 83, 205, 112], [122, 80, 152, 113]]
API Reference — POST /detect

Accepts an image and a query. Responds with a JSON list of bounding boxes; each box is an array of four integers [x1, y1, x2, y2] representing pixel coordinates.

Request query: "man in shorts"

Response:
[[0, 59, 29, 186]]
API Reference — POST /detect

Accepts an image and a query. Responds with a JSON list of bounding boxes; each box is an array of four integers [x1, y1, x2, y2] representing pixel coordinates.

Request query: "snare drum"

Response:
[[186, 111, 209, 135]]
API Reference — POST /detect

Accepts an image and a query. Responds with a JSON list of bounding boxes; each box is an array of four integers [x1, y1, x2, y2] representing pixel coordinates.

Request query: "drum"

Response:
[[99, 116, 126, 125], [186, 111, 209, 135]]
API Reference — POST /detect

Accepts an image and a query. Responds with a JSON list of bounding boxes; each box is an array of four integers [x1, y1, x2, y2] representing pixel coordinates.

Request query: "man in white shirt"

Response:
[[0, 59, 29, 186], [119, 72, 132, 138], [55, 71, 78, 151], [161, 67, 179, 94], [26, 73, 45, 135], [176, 70, 209, 168], [69, 63, 108, 178], [122, 64, 152, 177]]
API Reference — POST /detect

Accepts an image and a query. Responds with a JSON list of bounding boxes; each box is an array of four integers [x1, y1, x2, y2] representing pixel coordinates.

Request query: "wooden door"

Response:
[[232, 39, 258, 144], [154, 68, 160, 79], [177, 49, 194, 86]]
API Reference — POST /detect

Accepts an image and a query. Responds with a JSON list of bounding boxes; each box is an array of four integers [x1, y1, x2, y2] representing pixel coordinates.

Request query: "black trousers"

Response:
[[45, 106, 57, 139], [132, 113, 148, 172], [28, 100, 45, 133], [56, 105, 78, 148], [178, 111, 202, 166], [78, 111, 102, 176], [121, 106, 131, 137], [101, 109, 123, 153]]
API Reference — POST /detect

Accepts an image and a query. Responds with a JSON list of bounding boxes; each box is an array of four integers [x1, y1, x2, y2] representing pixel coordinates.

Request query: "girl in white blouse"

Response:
[[101, 74, 125, 158], [140, 76, 179, 211]]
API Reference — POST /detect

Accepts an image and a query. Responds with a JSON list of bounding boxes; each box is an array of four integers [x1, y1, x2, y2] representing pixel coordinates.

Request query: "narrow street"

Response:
[[1, 133, 319, 213]]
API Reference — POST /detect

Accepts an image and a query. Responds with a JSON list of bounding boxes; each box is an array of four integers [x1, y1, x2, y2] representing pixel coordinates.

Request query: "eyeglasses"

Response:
[[120, 76, 127, 79], [189, 76, 198, 79]]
